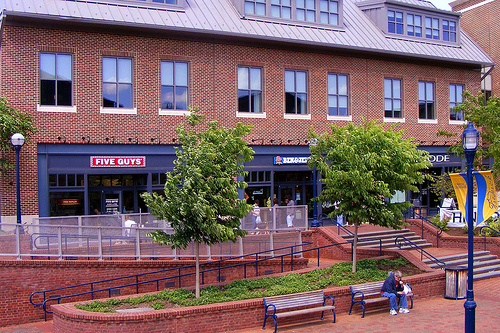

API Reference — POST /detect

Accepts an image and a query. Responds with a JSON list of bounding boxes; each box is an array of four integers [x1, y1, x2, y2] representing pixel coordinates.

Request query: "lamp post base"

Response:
[[311, 219, 320, 228], [464, 290, 476, 333]]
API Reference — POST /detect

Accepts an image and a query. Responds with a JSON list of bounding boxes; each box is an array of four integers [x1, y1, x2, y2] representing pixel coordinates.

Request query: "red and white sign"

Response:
[[90, 156, 146, 168]]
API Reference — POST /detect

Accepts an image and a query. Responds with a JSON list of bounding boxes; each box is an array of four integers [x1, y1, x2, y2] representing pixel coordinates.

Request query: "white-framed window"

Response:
[[450, 84, 464, 121], [161, 61, 189, 111], [406, 13, 422, 37], [384, 78, 402, 118], [425, 17, 440, 40], [285, 70, 308, 115], [442, 20, 457, 42], [328, 73, 348, 116], [245, 0, 266, 15], [102, 57, 133, 109], [271, 0, 291, 19], [319, 0, 339, 25], [388, 10, 403, 34], [238, 66, 263, 113], [418, 81, 435, 120], [39, 53, 73, 107]]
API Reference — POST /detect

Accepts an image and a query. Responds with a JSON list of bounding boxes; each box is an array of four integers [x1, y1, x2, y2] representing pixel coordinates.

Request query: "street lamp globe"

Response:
[[10, 133, 25, 147], [462, 122, 479, 152]]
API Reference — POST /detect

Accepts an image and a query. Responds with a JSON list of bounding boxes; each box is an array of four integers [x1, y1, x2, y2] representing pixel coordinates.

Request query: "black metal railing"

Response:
[[394, 235, 446, 269], [404, 208, 443, 247], [479, 226, 500, 251]]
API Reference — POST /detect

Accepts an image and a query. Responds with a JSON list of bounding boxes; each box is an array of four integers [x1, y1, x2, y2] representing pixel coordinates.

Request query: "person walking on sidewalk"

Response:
[[381, 270, 410, 315]]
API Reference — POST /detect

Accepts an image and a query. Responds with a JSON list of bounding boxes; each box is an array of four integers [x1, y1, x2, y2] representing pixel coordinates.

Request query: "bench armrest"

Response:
[[323, 295, 335, 307], [351, 291, 365, 302], [265, 303, 277, 316]]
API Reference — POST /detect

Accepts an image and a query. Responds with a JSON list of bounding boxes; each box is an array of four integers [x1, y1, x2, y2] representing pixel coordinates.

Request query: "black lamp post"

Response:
[[462, 121, 478, 333], [10, 133, 25, 234], [309, 138, 320, 228]]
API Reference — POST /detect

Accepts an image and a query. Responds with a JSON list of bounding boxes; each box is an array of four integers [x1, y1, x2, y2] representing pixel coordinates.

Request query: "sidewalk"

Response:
[[1, 277, 498, 333]]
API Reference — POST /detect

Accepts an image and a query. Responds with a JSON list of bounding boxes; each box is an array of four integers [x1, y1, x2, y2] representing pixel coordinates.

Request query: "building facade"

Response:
[[451, 0, 499, 99], [0, 0, 493, 223]]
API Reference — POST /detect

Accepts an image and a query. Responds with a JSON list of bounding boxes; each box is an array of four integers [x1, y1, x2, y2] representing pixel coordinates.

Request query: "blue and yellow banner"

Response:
[[450, 173, 469, 224], [474, 171, 498, 227], [450, 170, 498, 228]]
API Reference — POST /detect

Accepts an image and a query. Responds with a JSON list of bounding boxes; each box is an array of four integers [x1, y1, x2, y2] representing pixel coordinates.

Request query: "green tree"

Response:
[[0, 98, 38, 172], [308, 120, 431, 272], [141, 108, 254, 297]]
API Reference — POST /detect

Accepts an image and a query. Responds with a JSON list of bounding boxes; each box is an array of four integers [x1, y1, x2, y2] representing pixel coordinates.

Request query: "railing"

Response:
[[479, 226, 500, 251], [30, 236, 389, 321], [318, 213, 354, 237], [404, 208, 443, 248], [394, 235, 447, 269]]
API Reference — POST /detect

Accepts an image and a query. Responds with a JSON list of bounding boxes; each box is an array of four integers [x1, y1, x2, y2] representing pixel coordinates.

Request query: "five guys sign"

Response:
[[91, 156, 146, 167]]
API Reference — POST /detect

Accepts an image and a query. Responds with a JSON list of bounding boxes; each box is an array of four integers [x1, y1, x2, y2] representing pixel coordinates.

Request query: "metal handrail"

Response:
[[394, 235, 447, 269], [319, 213, 354, 237], [479, 226, 500, 251], [31, 236, 391, 320], [404, 208, 443, 248]]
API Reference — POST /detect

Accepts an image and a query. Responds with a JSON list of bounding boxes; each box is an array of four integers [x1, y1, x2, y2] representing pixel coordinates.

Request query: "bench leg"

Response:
[[262, 315, 268, 330], [409, 296, 413, 309], [349, 303, 354, 315]]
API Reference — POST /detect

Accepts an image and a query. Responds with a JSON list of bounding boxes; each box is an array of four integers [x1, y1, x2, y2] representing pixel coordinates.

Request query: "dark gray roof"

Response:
[[0, 0, 493, 66]]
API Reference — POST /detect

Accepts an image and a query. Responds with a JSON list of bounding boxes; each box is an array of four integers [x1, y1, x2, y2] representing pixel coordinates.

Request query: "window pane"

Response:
[[283, 7, 291, 18], [427, 102, 434, 119], [296, 71, 306, 93], [306, 0, 314, 9], [419, 102, 426, 118], [285, 71, 294, 92], [175, 62, 188, 86], [426, 82, 434, 100], [285, 92, 295, 113], [56, 54, 72, 81], [251, 91, 262, 112], [385, 99, 392, 111], [297, 93, 307, 114], [161, 86, 174, 109], [449, 86, 455, 103], [245, 2, 254, 15], [40, 53, 56, 80], [250, 67, 261, 90], [328, 95, 337, 115], [57, 81, 72, 106], [161, 61, 174, 85], [118, 84, 133, 108], [320, 0, 327, 11], [328, 74, 337, 94], [238, 67, 249, 90], [418, 82, 425, 100], [338, 96, 347, 115], [175, 86, 188, 110], [256, 3, 265, 15], [393, 80, 401, 98], [393, 99, 401, 111], [384, 79, 391, 98], [118, 58, 132, 83], [103, 82, 117, 107], [338, 75, 347, 95], [238, 90, 250, 112], [102, 58, 117, 82], [271, 6, 280, 17], [40, 80, 56, 105]]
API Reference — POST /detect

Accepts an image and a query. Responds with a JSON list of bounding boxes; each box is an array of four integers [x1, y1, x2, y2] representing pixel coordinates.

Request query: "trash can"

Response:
[[444, 265, 467, 300]]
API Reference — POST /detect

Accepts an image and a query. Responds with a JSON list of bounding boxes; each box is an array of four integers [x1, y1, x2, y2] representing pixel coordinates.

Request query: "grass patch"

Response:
[[76, 257, 415, 312]]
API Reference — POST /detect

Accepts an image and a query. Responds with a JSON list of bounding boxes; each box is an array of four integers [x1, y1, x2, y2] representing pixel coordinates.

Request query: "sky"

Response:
[[429, 0, 452, 11]]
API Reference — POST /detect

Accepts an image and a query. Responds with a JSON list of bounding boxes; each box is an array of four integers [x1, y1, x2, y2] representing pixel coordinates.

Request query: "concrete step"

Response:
[[422, 251, 490, 264], [474, 270, 500, 281], [385, 243, 434, 250], [360, 238, 429, 248], [356, 235, 422, 247], [472, 263, 500, 274], [427, 255, 499, 269]]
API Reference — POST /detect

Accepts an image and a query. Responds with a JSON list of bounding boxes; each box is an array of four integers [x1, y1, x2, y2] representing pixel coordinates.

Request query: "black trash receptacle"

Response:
[[444, 265, 467, 299]]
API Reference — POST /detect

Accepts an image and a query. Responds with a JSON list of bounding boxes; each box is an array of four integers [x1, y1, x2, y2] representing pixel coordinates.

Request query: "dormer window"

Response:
[[239, 0, 342, 28], [388, 10, 403, 34], [407, 14, 422, 37]]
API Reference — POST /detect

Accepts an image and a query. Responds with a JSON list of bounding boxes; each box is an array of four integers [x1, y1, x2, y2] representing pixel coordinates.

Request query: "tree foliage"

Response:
[[141, 108, 254, 296], [308, 120, 431, 271], [0, 98, 38, 172]]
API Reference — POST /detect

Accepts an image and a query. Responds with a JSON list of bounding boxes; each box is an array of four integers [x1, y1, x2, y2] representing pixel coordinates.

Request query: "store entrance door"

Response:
[[103, 191, 121, 214]]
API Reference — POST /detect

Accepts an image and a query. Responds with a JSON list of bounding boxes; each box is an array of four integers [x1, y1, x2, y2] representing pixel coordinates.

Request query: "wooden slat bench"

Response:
[[349, 281, 413, 318], [262, 290, 336, 332]]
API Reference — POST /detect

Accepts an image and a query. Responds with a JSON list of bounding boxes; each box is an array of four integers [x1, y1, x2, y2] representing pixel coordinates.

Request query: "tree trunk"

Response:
[[195, 241, 200, 298], [352, 222, 359, 273]]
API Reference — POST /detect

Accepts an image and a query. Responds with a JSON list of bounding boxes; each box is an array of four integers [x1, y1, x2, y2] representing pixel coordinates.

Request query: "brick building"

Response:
[[451, 0, 499, 98], [0, 0, 493, 225]]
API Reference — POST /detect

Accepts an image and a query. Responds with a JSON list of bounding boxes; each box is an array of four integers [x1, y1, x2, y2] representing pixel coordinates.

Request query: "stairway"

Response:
[[422, 251, 500, 281], [341, 229, 433, 250]]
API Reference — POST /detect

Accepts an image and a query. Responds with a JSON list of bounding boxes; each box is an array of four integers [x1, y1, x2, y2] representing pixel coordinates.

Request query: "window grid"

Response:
[[442, 20, 456, 42], [102, 57, 133, 109], [328, 73, 349, 116], [319, 0, 339, 25], [271, 0, 291, 19], [450, 84, 464, 121], [238, 66, 263, 113], [425, 17, 440, 40], [40, 53, 73, 106], [297, 0, 316, 22], [245, 0, 266, 15], [161, 61, 189, 110], [406, 14, 422, 37], [418, 81, 435, 119], [388, 10, 404, 34], [285, 70, 308, 115], [384, 78, 402, 118]]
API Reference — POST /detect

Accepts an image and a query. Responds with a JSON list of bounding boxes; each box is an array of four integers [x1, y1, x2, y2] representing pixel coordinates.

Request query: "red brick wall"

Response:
[[0, 257, 307, 327], [0, 25, 482, 217], [453, 0, 500, 97], [51, 270, 445, 333]]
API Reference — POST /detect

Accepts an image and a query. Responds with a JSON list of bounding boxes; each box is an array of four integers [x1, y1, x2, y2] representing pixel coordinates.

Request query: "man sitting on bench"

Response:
[[380, 270, 410, 316]]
